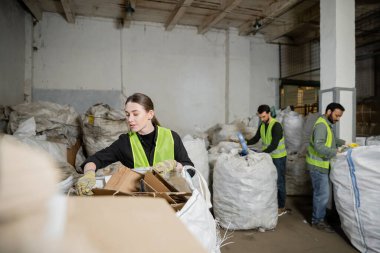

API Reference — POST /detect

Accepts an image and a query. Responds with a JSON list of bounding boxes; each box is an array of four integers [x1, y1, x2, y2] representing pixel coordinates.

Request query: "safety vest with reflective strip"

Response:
[[306, 117, 333, 170], [260, 119, 287, 158], [129, 126, 174, 168]]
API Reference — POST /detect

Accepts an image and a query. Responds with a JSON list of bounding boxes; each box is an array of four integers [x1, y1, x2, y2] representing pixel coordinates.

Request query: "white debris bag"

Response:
[[286, 153, 311, 195], [213, 151, 278, 230], [82, 104, 128, 156], [182, 135, 210, 185], [366, 136, 380, 146], [177, 167, 220, 253], [282, 111, 304, 153], [8, 101, 80, 147], [330, 146, 380, 253]]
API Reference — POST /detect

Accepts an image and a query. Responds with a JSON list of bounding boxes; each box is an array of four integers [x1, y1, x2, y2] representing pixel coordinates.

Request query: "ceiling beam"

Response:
[[165, 0, 194, 31], [60, 0, 75, 23], [239, 0, 303, 36], [123, 0, 136, 28], [22, 0, 42, 21], [198, 0, 242, 35], [266, 3, 319, 42]]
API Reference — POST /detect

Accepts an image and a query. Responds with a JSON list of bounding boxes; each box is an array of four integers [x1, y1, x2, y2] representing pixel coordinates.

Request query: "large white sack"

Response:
[[208, 141, 241, 169], [286, 154, 312, 196], [82, 104, 128, 156], [283, 111, 304, 153], [8, 101, 80, 147], [206, 123, 256, 146], [299, 113, 319, 156], [366, 136, 380, 146], [331, 146, 380, 253], [177, 167, 220, 253], [182, 135, 210, 185], [213, 151, 278, 230]]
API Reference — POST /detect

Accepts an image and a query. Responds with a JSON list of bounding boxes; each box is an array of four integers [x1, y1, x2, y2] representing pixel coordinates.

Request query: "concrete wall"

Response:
[[0, 0, 26, 105], [250, 35, 279, 112], [32, 13, 278, 135]]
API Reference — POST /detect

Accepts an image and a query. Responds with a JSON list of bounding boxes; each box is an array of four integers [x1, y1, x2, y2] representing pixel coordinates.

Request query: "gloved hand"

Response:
[[76, 170, 96, 196], [152, 160, 177, 175], [337, 145, 348, 153]]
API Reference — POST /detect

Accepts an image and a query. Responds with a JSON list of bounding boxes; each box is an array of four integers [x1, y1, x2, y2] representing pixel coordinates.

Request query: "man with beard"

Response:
[[306, 102, 345, 232], [247, 104, 288, 216]]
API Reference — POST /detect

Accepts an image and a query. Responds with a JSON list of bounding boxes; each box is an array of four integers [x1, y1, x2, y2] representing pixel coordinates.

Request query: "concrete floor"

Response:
[[220, 196, 358, 253]]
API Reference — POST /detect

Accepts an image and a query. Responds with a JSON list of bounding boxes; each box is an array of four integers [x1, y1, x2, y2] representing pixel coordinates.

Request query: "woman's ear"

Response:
[[148, 110, 155, 120]]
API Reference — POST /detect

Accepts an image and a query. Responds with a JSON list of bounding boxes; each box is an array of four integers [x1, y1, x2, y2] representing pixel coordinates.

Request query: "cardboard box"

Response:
[[94, 166, 191, 209], [64, 197, 207, 253]]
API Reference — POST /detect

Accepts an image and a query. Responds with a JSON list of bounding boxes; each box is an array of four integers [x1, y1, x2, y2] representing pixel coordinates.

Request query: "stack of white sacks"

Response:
[[331, 146, 380, 253], [278, 109, 318, 196]]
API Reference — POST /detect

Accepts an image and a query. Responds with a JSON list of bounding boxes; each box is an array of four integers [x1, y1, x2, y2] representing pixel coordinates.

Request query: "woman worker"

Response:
[[76, 93, 194, 195]]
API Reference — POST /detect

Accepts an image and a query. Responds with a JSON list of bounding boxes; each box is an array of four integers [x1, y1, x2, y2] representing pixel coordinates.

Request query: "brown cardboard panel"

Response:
[[65, 197, 207, 253], [143, 171, 172, 192], [151, 169, 180, 192], [104, 166, 143, 193], [67, 139, 81, 166], [92, 189, 190, 205]]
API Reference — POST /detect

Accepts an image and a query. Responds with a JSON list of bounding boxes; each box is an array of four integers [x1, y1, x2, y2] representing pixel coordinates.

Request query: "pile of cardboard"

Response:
[[92, 166, 192, 212]]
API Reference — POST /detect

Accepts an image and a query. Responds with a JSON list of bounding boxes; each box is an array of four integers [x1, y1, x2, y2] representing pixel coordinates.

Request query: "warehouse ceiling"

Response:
[[21, 0, 380, 46]]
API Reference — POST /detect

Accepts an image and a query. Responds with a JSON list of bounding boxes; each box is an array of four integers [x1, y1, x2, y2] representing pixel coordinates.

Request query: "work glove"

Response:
[[75, 170, 96, 196], [337, 145, 349, 153], [152, 160, 177, 175]]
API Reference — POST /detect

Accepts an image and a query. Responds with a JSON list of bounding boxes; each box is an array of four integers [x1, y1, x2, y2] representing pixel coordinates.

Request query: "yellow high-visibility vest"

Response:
[[260, 118, 287, 158], [306, 117, 333, 169], [129, 126, 174, 168]]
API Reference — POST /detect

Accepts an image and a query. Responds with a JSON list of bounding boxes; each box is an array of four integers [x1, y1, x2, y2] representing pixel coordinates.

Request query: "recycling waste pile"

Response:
[[2, 100, 380, 252]]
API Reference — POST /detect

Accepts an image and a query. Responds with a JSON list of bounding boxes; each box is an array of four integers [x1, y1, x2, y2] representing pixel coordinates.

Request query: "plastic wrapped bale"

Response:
[[299, 113, 319, 156], [366, 136, 380, 146], [182, 135, 210, 185], [213, 151, 278, 230], [286, 153, 312, 196], [283, 111, 304, 154], [82, 103, 129, 156], [206, 123, 256, 146], [330, 146, 380, 253], [7, 101, 80, 147]]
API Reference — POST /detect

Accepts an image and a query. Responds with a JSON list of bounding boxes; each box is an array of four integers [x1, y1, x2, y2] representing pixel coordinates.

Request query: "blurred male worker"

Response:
[[247, 104, 288, 216], [306, 102, 345, 233]]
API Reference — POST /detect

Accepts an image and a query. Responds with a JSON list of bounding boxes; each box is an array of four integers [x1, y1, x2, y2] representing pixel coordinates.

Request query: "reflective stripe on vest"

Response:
[[260, 118, 287, 158], [306, 117, 333, 169], [129, 126, 174, 168]]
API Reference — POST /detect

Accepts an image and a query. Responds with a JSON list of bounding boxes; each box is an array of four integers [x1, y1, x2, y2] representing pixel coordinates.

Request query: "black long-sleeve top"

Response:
[[247, 121, 283, 154], [80, 126, 193, 172]]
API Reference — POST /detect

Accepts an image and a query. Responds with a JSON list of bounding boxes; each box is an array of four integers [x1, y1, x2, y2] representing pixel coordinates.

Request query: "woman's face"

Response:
[[125, 102, 154, 134]]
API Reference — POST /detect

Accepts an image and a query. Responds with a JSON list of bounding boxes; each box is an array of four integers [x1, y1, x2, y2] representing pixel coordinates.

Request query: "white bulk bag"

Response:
[[286, 154, 311, 196], [213, 151, 278, 230], [82, 104, 128, 156], [331, 146, 380, 253], [366, 136, 380, 146], [177, 167, 220, 253], [283, 111, 304, 153], [182, 135, 210, 185]]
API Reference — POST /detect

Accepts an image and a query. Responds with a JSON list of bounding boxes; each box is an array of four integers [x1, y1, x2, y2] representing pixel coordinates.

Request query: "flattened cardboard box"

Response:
[[93, 166, 190, 210], [66, 197, 207, 253]]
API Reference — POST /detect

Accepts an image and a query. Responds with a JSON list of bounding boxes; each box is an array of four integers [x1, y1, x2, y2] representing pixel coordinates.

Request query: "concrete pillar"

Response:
[[320, 0, 355, 143]]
